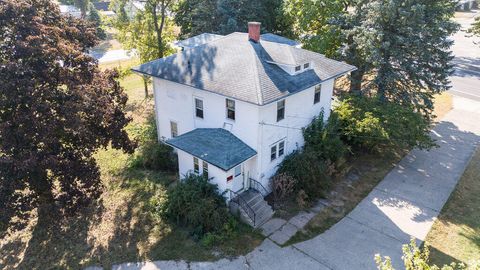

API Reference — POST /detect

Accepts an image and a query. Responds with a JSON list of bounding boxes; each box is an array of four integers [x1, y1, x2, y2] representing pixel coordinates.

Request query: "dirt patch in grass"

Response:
[[285, 148, 408, 245], [425, 147, 480, 266]]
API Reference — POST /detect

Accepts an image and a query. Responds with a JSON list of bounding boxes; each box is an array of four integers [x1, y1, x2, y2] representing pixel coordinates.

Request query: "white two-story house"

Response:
[[133, 22, 355, 226]]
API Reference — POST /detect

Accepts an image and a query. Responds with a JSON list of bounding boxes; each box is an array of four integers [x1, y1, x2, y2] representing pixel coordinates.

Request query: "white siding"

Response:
[[152, 77, 335, 191], [256, 79, 334, 186], [153, 78, 260, 149], [176, 149, 257, 195]]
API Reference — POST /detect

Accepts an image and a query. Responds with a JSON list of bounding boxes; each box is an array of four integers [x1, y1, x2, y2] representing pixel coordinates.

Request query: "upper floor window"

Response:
[[314, 84, 321, 104], [270, 145, 277, 161], [277, 100, 285, 122], [295, 65, 301, 72], [304, 63, 310, 69], [226, 99, 235, 120], [195, 98, 204, 119], [193, 157, 199, 174], [202, 161, 208, 178], [170, 121, 178, 138]]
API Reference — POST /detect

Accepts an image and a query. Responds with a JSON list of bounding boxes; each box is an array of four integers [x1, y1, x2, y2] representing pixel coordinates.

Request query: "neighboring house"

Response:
[[173, 33, 225, 51], [59, 4, 82, 18], [133, 22, 356, 226], [456, 0, 477, 10], [92, 1, 116, 17]]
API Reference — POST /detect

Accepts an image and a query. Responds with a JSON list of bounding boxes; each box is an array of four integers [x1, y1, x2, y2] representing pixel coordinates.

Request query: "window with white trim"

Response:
[[170, 121, 178, 138], [202, 161, 208, 178], [304, 63, 310, 69], [295, 65, 301, 72], [193, 157, 199, 174], [270, 145, 277, 161], [277, 100, 285, 122], [226, 99, 235, 120], [271, 140, 286, 162], [195, 98, 204, 119], [314, 84, 321, 104], [234, 165, 241, 177], [278, 141, 285, 157]]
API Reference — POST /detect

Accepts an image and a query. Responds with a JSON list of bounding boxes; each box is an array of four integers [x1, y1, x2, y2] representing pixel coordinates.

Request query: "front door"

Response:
[[244, 170, 250, 190]]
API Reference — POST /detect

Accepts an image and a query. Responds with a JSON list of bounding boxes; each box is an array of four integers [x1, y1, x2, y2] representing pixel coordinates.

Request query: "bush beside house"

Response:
[[271, 94, 435, 210], [159, 174, 243, 246]]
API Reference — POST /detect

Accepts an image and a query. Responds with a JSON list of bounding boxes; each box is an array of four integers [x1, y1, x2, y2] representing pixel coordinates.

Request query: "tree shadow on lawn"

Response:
[[6, 166, 181, 269]]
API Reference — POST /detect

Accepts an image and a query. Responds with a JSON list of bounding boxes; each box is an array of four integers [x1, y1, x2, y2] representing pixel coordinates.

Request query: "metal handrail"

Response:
[[227, 189, 256, 226], [249, 178, 273, 209], [249, 178, 269, 196]]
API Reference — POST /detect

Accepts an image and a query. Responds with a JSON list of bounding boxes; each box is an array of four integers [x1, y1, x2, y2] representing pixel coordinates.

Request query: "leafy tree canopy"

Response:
[[174, 0, 292, 38], [0, 0, 135, 226]]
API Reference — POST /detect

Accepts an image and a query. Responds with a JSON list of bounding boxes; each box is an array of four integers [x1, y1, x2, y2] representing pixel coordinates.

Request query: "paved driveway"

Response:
[[450, 10, 480, 100]]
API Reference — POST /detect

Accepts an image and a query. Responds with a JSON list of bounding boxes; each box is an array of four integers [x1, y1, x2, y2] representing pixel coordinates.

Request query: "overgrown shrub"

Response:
[[130, 116, 177, 171], [161, 174, 230, 235], [303, 110, 349, 162], [375, 238, 477, 270], [277, 149, 332, 202], [334, 95, 435, 152], [270, 173, 297, 205]]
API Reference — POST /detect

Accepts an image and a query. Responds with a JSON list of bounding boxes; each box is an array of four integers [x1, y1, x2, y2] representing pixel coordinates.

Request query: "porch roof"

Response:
[[165, 128, 257, 171]]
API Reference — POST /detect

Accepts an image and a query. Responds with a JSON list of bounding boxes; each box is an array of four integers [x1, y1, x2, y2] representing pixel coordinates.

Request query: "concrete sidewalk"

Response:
[[108, 97, 480, 270], [293, 97, 480, 269]]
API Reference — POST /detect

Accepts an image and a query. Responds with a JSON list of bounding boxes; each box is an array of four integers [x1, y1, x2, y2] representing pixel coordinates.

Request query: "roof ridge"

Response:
[[251, 46, 264, 105]]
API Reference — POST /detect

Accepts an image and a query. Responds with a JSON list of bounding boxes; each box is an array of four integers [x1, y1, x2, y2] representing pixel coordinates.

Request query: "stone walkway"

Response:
[[260, 202, 325, 245], [99, 96, 480, 270]]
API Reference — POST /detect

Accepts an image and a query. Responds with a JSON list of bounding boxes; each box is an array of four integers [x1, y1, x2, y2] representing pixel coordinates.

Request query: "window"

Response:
[[304, 63, 310, 69], [271, 140, 286, 162], [278, 141, 285, 157], [295, 65, 301, 72], [234, 165, 241, 177], [226, 99, 235, 120], [202, 161, 208, 178], [314, 84, 321, 104], [195, 98, 204, 119], [277, 100, 285, 122], [271, 145, 277, 161], [193, 157, 199, 174], [170, 121, 178, 138]]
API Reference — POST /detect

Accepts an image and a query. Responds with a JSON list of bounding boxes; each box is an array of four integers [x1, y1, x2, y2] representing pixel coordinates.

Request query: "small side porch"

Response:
[[227, 178, 274, 228], [166, 128, 274, 227]]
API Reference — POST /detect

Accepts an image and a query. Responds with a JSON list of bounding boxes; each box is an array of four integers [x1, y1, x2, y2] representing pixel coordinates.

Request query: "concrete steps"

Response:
[[231, 189, 274, 228]]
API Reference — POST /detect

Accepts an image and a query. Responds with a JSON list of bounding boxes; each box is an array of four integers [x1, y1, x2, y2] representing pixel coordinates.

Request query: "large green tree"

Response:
[[174, 0, 291, 38], [352, 0, 458, 115], [0, 0, 134, 227], [114, 0, 177, 97], [282, 0, 349, 57]]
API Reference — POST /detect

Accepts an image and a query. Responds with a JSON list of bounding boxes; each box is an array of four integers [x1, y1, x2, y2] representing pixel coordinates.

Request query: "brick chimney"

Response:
[[248, 22, 261, 43]]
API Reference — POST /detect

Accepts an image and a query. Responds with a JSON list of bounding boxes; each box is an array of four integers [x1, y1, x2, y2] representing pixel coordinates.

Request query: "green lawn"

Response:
[[425, 147, 480, 266], [0, 61, 263, 270]]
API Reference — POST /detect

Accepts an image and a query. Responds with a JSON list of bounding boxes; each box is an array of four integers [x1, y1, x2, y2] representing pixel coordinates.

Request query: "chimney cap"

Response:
[[248, 22, 261, 25]]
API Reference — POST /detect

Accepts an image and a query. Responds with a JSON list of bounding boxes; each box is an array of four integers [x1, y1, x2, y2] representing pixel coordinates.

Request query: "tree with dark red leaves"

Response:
[[0, 0, 135, 227]]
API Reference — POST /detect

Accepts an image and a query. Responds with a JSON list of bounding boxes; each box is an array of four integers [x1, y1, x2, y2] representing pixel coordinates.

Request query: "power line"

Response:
[[259, 121, 430, 143]]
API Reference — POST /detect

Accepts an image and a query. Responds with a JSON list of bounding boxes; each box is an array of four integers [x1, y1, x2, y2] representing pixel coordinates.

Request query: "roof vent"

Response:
[[248, 22, 261, 43]]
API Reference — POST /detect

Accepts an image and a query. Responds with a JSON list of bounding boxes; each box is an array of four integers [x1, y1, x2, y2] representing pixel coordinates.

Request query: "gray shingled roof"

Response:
[[133, 32, 356, 105], [166, 128, 257, 171], [260, 33, 300, 47], [174, 33, 225, 49]]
